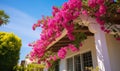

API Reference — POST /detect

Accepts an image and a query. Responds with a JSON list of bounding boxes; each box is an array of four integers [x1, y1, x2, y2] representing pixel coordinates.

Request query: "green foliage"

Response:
[[72, 32, 87, 48], [14, 65, 26, 71], [0, 32, 22, 71], [14, 64, 44, 71], [48, 60, 60, 71], [27, 64, 44, 71], [0, 10, 9, 26]]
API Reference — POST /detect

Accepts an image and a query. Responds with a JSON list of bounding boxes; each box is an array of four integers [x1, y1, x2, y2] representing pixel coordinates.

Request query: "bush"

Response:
[[0, 32, 22, 71]]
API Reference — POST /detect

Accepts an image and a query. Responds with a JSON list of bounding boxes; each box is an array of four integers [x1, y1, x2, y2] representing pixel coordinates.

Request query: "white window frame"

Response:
[[66, 51, 93, 71]]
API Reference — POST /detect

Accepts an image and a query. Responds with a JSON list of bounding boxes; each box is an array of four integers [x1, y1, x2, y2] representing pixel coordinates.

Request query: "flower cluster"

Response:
[[46, 43, 80, 68], [57, 44, 80, 59], [30, 0, 82, 63], [89, 0, 119, 33], [29, 0, 120, 68]]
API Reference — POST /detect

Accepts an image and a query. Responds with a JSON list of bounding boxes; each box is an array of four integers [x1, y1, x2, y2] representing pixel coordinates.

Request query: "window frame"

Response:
[[66, 51, 93, 71]]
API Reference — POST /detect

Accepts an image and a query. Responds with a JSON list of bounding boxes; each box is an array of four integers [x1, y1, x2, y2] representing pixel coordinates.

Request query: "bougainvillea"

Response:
[[29, 0, 120, 68]]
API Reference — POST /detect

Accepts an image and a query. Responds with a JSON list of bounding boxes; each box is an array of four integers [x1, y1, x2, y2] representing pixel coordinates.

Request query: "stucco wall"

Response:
[[106, 34, 120, 71], [59, 36, 97, 71]]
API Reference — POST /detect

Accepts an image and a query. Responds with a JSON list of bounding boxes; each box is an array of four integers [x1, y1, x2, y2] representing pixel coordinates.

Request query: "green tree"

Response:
[[0, 10, 9, 26], [0, 32, 22, 71]]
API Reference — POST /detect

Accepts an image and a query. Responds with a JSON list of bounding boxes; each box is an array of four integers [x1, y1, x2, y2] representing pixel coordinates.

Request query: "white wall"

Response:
[[106, 34, 120, 71], [59, 36, 97, 71]]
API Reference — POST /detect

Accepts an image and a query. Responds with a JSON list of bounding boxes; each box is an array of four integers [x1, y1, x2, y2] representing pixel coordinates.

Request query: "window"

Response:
[[66, 51, 93, 71], [67, 57, 73, 71], [74, 55, 81, 71], [83, 51, 93, 71]]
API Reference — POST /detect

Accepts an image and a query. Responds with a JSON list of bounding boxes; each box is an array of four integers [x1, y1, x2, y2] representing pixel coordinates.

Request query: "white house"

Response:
[[44, 15, 120, 71]]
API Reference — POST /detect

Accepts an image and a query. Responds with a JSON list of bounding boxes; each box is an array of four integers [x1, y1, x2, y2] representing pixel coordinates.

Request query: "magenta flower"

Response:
[[67, 33, 75, 40], [52, 55, 57, 61], [68, 44, 78, 52], [82, 10, 88, 16], [28, 43, 32, 47], [52, 6, 60, 16], [57, 47, 67, 59], [68, 0, 82, 10], [101, 26, 105, 31], [46, 61, 51, 68], [32, 24, 36, 30], [38, 60, 41, 64], [62, 2, 69, 11], [96, 0, 104, 5], [96, 17, 105, 25], [95, 11, 101, 17], [99, 5, 106, 15], [104, 29, 110, 34], [88, 0, 96, 8]]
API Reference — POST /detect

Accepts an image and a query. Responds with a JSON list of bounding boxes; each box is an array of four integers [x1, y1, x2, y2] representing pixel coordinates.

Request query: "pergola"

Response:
[[45, 15, 120, 71]]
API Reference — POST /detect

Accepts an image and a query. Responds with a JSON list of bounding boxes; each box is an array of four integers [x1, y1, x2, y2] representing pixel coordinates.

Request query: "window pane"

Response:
[[67, 58, 73, 71], [74, 55, 81, 71], [83, 51, 93, 71]]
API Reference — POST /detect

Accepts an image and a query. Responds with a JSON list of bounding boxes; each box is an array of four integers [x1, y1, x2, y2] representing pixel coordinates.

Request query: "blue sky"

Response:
[[0, 0, 67, 62]]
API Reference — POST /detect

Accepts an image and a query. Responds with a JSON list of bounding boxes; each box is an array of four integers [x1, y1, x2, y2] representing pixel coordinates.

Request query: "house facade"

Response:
[[59, 33, 120, 71], [44, 16, 120, 71]]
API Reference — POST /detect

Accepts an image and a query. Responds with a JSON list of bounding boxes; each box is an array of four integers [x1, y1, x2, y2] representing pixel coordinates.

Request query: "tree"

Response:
[[0, 32, 22, 71], [0, 10, 9, 26]]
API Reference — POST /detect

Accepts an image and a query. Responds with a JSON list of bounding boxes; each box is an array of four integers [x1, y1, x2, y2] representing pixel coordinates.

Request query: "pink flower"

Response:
[[96, 18, 105, 25], [88, 0, 96, 8], [33, 47, 45, 58], [58, 47, 67, 59], [67, 23, 74, 33], [68, 0, 82, 10], [82, 10, 88, 16], [37, 20, 41, 27], [29, 57, 33, 61], [101, 26, 105, 31], [61, 10, 73, 21], [95, 11, 101, 17], [28, 43, 32, 46], [67, 33, 75, 40], [62, 2, 69, 11], [49, 56, 53, 60], [52, 6, 60, 16], [56, 31, 61, 37], [46, 61, 51, 68], [52, 55, 57, 61], [52, 6, 59, 13], [99, 5, 106, 15], [38, 60, 41, 64], [32, 24, 36, 30], [96, 0, 104, 5], [104, 29, 110, 34], [68, 44, 78, 52]]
